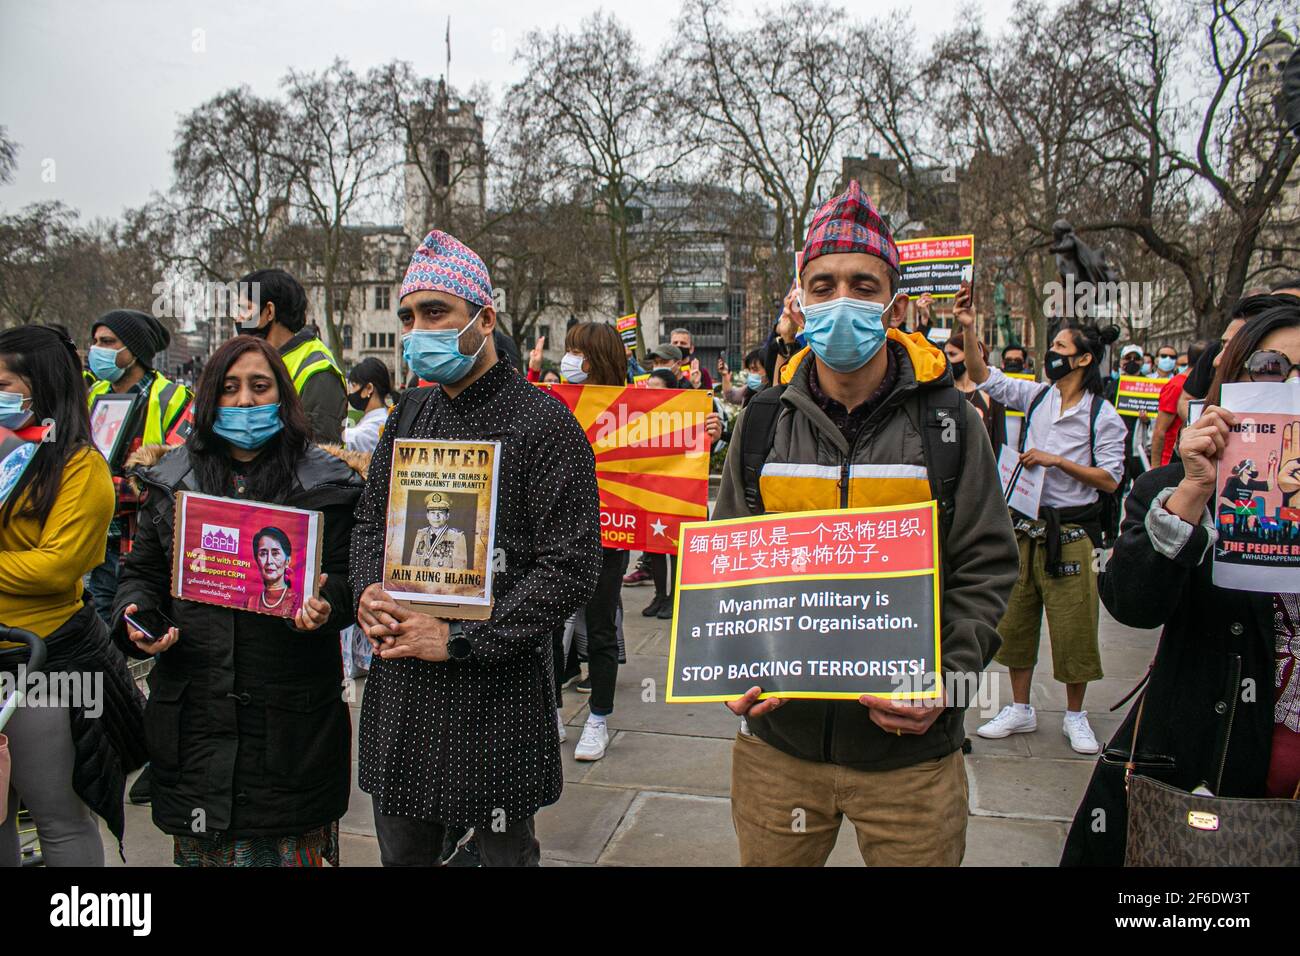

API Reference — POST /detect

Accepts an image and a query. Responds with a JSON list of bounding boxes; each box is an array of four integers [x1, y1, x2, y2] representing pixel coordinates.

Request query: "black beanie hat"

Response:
[[92, 309, 170, 369]]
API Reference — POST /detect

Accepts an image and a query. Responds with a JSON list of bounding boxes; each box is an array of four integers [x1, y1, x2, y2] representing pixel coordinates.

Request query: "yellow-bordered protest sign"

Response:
[[1115, 374, 1167, 417], [896, 234, 974, 300], [665, 501, 942, 703], [1003, 371, 1037, 419]]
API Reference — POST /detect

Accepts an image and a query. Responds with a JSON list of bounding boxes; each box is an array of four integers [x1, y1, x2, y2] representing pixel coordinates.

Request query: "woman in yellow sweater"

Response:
[[0, 325, 145, 867]]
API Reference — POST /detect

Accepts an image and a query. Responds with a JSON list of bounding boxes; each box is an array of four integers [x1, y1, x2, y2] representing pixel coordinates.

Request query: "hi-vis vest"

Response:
[[88, 372, 191, 448], [755, 329, 960, 519], [281, 337, 345, 396]]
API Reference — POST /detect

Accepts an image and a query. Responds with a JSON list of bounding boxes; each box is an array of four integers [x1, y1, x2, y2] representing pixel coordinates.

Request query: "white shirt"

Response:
[[344, 406, 389, 454], [980, 366, 1127, 508]]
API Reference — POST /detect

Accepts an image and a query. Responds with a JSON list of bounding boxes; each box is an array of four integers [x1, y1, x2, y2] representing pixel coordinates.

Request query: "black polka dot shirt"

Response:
[[350, 359, 603, 827]]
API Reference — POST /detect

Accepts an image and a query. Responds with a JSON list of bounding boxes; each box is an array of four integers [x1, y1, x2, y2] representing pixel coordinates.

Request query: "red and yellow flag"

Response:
[[544, 383, 712, 553]]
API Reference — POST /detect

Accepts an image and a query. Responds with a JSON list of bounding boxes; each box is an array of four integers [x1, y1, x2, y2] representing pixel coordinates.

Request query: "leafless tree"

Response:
[[1087, 0, 1300, 333], [934, 0, 1132, 361], [0, 127, 17, 186], [508, 12, 702, 352], [171, 87, 296, 281], [668, 0, 858, 303], [280, 59, 397, 356]]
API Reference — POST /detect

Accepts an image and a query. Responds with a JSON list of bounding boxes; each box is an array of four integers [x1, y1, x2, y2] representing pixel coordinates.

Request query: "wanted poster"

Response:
[[382, 439, 501, 619], [171, 492, 323, 618], [1213, 382, 1300, 592]]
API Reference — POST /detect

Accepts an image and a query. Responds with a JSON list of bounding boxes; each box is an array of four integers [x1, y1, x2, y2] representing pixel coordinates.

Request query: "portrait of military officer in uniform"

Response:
[[408, 491, 468, 570]]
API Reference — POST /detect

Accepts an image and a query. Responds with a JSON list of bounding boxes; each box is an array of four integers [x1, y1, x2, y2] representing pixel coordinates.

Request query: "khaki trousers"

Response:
[[730, 731, 969, 866]]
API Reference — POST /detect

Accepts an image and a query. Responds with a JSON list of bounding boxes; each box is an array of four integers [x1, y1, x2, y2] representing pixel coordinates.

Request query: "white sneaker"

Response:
[[1063, 711, 1100, 754], [573, 719, 609, 761], [556, 708, 567, 743], [976, 704, 1037, 738]]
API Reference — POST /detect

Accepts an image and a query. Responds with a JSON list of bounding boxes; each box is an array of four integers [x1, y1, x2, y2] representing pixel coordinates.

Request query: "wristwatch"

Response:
[[446, 621, 471, 661]]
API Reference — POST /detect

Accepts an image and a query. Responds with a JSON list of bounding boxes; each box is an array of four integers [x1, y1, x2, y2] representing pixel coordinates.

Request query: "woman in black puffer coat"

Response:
[[113, 337, 362, 867]]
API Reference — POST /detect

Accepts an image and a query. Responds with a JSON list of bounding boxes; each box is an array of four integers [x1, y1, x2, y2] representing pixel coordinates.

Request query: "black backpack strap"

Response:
[[918, 386, 965, 538], [1087, 392, 1102, 466], [1018, 385, 1052, 453], [740, 385, 786, 515], [394, 385, 437, 438]]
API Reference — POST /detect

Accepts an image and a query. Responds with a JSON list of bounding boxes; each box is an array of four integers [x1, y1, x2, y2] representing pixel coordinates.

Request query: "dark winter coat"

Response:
[[0, 602, 147, 852], [1062, 462, 1279, 866], [113, 443, 363, 839]]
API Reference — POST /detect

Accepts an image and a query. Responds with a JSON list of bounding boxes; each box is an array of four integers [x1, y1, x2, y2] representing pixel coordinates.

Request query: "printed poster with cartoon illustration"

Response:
[[1214, 382, 1300, 592]]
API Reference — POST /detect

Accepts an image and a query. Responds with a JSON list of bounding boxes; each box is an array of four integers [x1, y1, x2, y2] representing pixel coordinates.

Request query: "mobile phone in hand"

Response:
[[124, 608, 177, 643]]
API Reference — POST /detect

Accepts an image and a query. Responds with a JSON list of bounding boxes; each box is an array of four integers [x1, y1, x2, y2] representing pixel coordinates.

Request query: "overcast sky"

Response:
[[0, 0, 1017, 221]]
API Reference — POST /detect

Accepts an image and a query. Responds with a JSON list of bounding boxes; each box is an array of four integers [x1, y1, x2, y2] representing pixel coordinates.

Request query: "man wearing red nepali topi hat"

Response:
[[713, 180, 1019, 866]]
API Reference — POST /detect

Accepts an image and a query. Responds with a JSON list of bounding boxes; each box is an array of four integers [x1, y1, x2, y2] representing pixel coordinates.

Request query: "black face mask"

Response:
[[347, 388, 370, 412], [1045, 349, 1077, 382], [238, 318, 271, 339], [1002, 359, 1024, 373], [1121, 359, 1141, 375], [950, 360, 967, 380]]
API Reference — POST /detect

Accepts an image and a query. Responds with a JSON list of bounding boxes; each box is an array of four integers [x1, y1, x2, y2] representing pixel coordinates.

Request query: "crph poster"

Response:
[[171, 492, 322, 618], [1214, 382, 1300, 593]]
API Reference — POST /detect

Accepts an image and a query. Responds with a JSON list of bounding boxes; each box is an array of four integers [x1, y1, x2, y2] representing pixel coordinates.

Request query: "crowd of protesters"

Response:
[[2, 176, 1298, 871]]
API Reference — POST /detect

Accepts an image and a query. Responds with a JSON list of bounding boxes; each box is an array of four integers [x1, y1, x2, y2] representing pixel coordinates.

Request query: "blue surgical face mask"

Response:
[[401, 310, 487, 384], [89, 345, 128, 383], [213, 403, 283, 450], [745, 372, 763, 390], [0, 390, 33, 430], [1157, 355, 1176, 374], [798, 294, 898, 373], [1140, 362, 1152, 376]]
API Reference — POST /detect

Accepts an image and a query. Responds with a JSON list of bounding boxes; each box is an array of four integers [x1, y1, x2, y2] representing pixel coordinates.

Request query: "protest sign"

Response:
[[0, 424, 48, 508], [545, 383, 711, 554], [1114, 375, 1165, 417], [1188, 400, 1205, 425], [165, 401, 194, 446], [896, 234, 975, 299], [89, 392, 137, 464], [665, 502, 941, 703], [997, 444, 1044, 518], [1002, 371, 1037, 420], [171, 492, 322, 619], [382, 440, 500, 619], [1213, 382, 1300, 593], [616, 313, 639, 353]]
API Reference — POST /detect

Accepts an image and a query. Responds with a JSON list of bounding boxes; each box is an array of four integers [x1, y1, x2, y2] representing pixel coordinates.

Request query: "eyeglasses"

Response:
[[1245, 349, 1300, 382]]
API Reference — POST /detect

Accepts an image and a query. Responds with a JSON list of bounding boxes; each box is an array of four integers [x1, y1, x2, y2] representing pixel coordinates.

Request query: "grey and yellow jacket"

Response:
[[713, 330, 1019, 771]]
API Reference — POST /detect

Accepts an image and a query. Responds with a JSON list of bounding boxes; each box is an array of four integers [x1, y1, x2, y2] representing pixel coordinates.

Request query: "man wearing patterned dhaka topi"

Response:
[[350, 228, 603, 867]]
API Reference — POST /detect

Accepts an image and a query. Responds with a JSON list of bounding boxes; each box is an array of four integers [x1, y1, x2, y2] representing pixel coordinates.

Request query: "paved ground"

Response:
[[104, 583, 1157, 867]]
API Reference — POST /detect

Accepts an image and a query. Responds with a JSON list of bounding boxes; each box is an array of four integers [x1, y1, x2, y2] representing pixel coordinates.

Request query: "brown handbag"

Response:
[[1122, 695, 1300, 867]]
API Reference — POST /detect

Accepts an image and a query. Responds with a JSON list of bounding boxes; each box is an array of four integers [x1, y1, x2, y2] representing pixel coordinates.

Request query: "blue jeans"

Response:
[[85, 541, 120, 627]]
